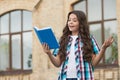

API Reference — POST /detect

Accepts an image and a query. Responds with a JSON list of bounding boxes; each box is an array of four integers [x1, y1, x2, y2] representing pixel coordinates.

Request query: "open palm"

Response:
[[102, 36, 114, 49]]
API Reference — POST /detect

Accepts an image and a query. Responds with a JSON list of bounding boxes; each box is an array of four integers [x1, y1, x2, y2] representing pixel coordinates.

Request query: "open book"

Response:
[[34, 26, 60, 49]]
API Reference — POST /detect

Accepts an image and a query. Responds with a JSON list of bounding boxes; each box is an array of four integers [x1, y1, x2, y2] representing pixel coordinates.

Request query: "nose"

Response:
[[68, 20, 73, 24]]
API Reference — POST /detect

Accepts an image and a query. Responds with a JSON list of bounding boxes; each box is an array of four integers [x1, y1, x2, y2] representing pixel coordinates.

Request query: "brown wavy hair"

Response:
[[58, 10, 93, 62]]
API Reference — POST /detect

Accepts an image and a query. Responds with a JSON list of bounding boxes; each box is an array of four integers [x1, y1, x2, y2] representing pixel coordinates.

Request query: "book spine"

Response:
[[34, 27, 43, 43]]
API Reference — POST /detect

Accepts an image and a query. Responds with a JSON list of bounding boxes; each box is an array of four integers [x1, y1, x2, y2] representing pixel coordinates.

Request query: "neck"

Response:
[[72, 32, 78, 36]]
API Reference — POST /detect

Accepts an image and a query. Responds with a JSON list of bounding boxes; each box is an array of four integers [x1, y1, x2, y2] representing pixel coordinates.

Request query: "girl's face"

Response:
[[68, 13, 79, 36]]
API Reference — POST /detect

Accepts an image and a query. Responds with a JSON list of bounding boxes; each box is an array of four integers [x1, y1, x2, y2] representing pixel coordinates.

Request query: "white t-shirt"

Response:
[[67, 35, 78, 78]]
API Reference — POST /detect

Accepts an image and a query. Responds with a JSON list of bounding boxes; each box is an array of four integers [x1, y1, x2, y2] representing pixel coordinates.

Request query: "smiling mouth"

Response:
[[69, 26, 75, 28]]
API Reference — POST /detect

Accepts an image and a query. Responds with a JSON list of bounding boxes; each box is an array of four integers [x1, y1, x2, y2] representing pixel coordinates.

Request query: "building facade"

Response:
[[0, 0, 120, 80]]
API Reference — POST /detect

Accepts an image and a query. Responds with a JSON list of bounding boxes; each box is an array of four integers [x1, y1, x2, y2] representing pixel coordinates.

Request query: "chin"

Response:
[[69, 28, 75, 31], [69, 28, 73, 31], [69, 29, 73, 32]]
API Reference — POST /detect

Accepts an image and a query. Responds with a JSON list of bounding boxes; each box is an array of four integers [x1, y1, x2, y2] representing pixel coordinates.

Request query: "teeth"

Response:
[[69, 26, 74, 27]]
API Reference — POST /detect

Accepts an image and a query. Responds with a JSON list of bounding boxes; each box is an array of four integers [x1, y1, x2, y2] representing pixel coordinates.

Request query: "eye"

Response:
[[73, 20, 77, 22]]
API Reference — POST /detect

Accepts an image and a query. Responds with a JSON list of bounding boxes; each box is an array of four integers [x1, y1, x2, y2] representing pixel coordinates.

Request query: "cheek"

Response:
[[75, 24, 80, 29], [75, 26, 80, 31], [75, 22, 79, 26]]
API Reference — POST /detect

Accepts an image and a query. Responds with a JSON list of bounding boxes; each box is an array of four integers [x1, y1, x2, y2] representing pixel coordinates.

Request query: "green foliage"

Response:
[[106, 33, 118, 64], [27, 54, 32, 67]]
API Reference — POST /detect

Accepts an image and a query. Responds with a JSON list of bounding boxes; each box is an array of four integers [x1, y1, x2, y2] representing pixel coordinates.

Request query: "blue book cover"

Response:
[[34, 26, 60, 49]]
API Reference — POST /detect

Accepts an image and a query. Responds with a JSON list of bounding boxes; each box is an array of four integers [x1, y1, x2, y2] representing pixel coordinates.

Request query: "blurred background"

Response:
[[0, 0, 120, 80]]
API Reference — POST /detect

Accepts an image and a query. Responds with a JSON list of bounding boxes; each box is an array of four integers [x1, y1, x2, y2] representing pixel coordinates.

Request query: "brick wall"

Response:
[[0, 0, 120, 80]]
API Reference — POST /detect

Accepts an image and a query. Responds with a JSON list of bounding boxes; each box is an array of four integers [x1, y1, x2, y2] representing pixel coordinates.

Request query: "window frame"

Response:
[[0, 10, 32, 75], [72, 0, 118, 68]]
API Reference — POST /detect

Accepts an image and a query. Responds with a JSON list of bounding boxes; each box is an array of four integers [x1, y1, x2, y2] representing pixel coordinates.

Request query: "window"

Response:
[[0, 10, 32, 73], [73, 0, 118, 66]]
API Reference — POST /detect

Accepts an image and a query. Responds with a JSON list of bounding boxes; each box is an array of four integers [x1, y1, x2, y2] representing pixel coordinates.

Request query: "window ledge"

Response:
[[0, 70, 32, 75], [95, 64, 119, 69]]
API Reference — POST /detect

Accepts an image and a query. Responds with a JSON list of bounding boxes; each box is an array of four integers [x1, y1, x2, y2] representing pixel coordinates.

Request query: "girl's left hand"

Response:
[[102, 36, 114, 49]]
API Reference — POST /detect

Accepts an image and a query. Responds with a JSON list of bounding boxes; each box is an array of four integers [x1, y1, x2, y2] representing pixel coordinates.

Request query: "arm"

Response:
[[92, 36, 114, 66], [42, 43, 62, 67]]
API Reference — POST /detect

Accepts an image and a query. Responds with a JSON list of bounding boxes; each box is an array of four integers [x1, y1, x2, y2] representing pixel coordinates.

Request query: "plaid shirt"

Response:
[[53, 35, 100, 80]]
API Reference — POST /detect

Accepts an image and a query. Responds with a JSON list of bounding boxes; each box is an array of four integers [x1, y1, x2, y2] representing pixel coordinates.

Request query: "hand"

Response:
[[102, 36, 114, 49], [42, 43, 51, 54]]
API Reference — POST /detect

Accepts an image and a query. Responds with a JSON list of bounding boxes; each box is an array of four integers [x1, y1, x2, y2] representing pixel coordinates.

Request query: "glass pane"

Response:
[[11, 11, 21, 32], [12, 35, 21, 70], [104, 21, 118, 64], [73, 0, 86, 14], [0, 14, 9, 34], [90, 24, 102, 47], [89, 24, 103, 63], [23, 32, 32, 70], [0, 35, 9, 71], [23, 11, 32, 31], [104, 0, 116, 19], [88, 0, 102, 21]]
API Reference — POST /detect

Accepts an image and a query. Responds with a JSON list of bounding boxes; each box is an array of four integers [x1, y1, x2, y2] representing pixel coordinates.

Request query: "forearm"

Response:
[[47, 52, 62, 67], [92, 36, 113, 67], [42, 43, 62, 67], [92, 47, 106, 66]]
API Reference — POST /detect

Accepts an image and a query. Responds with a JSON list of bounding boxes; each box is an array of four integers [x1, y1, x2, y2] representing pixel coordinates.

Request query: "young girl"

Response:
[[42, 10, 113, 80]]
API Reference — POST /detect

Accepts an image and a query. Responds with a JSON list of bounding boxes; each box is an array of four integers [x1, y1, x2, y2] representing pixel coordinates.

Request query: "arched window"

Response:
[[73, 0, 118, 66], [0, 10, 32, 74]]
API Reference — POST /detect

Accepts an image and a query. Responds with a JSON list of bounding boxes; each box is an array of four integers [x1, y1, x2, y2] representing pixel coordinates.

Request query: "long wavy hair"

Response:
[[58, 10, 93, 62]]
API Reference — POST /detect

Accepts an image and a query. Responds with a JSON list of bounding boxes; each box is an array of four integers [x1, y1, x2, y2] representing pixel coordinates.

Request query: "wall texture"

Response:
[[0, 0, 120, 80]]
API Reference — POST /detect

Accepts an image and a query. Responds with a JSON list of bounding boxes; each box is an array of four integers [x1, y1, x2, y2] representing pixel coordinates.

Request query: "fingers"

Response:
[[108, 36, 114, 44], [42, 43, 50, 50], [102, 36, 113, 49], [109, 36, 114, 43], [42, 43, 51, 54], [104, 36, 114, 47]]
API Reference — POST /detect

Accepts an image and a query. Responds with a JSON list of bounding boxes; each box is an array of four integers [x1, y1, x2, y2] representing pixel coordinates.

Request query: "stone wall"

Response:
[[0, 0, 120, 80]]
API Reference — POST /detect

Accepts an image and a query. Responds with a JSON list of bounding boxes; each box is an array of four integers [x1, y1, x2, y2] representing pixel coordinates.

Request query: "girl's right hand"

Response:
[[42, 43, 61, 67], [42, 43, 51, 54]]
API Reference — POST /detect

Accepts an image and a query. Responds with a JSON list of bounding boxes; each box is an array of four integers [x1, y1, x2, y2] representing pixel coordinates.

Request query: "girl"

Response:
[[42, 10, 113, 80]]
